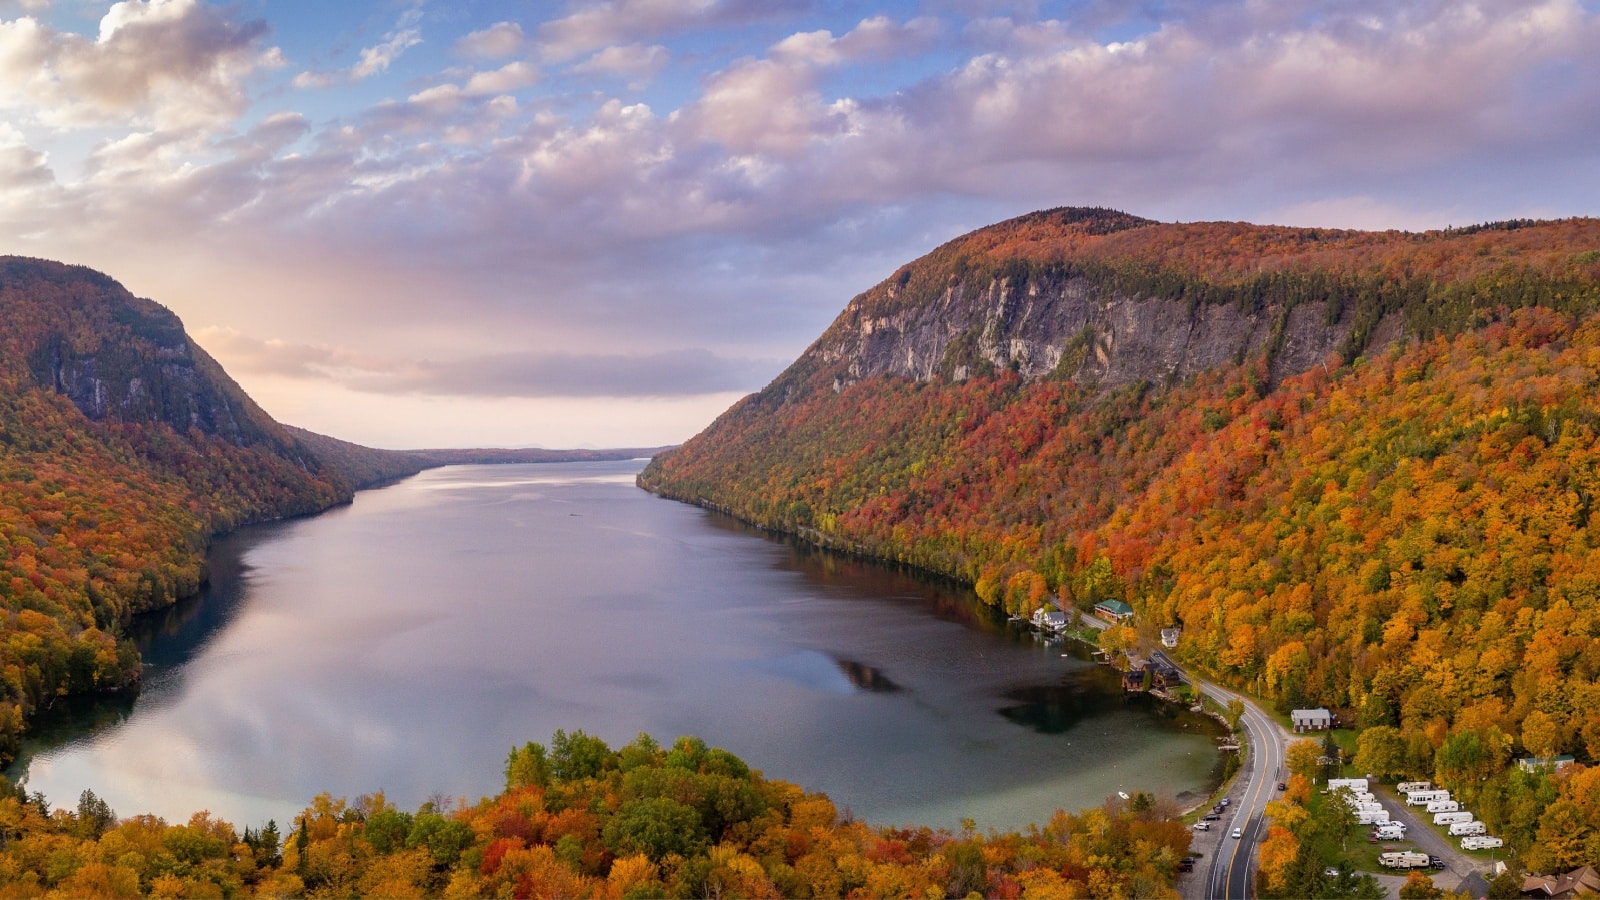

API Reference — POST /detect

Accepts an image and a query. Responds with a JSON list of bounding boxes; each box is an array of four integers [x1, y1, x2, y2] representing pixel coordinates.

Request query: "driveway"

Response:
[[1370, 786, 1496, 897]]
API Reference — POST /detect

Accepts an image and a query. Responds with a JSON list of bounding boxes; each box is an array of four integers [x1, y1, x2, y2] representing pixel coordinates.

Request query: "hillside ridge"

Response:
[[641, 208, 1600, 869]]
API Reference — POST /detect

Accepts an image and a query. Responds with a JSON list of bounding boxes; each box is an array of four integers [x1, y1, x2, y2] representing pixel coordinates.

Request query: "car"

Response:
[[1220, 798, 1231, 806], [1203, 814, 1221, 821], [1178, 858, 1195, 872], [1277, 782, 1287, 790], [1429, 857, 1444, 869], [1231, 828, 1242, 839], [1325, 867, 1340, 877], [1193, 822, 1210, 831]]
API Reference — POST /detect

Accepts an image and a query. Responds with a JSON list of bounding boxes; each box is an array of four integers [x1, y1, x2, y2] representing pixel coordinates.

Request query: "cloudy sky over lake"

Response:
[[3, 0, 1598, 447]]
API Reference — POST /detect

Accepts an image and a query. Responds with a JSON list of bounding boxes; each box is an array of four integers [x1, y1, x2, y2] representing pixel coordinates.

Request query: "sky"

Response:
[[2, 0, 1599, 449]]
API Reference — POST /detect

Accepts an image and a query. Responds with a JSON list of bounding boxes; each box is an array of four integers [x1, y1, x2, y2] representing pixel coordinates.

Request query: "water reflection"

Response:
[[835, 659, 901, 693], [12, 462, 1225, 831]]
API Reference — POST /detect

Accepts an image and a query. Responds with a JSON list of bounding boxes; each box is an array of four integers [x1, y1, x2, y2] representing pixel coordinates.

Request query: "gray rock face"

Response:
[[813, 275, 1378, 392]]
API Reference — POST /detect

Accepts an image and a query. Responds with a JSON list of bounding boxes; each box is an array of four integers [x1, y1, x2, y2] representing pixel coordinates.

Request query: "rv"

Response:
[[1379, 851, 1431, 869], [1434, 812, 1473, 826], [1397, 781, 1432, 793], [1328, 778, 1370, 794], [1373, 824, 1406, 840], [1351, 791, 1377, 803], [1426, 800, 1460, 813], [1448, 822, 1486, 837], [1351, 801, 1385, 814], [1406, 790, 1450, 805], [1356, 810, 1391, 825], [1461, 836, 1504, 850]]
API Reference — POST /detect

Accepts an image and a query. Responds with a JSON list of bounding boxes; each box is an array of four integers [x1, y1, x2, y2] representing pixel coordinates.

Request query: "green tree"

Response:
[[1352, 726, 1408, 780], [602, 797, 705, 861], [549, 728, 611, 781], [505, 741, 550, 789], [1226, 698, 1245, 732]]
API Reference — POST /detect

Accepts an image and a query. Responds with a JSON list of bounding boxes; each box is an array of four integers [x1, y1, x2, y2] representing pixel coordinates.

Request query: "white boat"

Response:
[[1118, 791, 1130, 800]]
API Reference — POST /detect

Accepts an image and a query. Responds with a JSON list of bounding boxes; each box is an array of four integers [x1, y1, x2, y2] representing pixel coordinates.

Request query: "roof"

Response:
[[1291, 708, 1332, 720], [1522, 865, 1600, 898], [1095, 600, 1134, 615]]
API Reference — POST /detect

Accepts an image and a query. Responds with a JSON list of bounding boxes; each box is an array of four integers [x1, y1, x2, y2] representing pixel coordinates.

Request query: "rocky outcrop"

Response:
[[814, 273, 1370, 395]]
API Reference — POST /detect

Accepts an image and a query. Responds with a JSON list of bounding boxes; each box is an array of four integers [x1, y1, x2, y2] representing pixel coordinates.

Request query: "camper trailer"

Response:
[[1433, 811, 1473, 826], [1397, 781, 1432, 793], [1426, 800, 1460, 813], [1448, 822, 1486, 837], [1356, 810, 1391, 825], [1327, 778, 1370, 794], [1373, 824, 1406, 840], [1406, 790, 1450, 805], [1379, 851, 1431, 869], [1460, 836, 1503, 850]]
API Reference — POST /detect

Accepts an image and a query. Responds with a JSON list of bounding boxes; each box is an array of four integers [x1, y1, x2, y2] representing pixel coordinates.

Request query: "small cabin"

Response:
[[1160, 627, 1181, 648], [1291, 708, 1332, 732], [1146, 660, 1182, 690]]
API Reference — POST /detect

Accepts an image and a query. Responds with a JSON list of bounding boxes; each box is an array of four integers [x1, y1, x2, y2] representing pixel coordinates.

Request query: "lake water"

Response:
[[9, 461, 1223, 831]]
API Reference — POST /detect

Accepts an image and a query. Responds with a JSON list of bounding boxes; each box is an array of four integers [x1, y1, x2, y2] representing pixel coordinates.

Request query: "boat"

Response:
[[1118, 791, 1130, 800]]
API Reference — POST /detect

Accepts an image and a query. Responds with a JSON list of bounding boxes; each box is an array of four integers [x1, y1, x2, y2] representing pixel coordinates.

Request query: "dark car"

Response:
[[1203, 813, 1221, 821], [1178, 858, 1195, 872], [1277, 782, 1287, 790], [1429, 857, 1444, 869]]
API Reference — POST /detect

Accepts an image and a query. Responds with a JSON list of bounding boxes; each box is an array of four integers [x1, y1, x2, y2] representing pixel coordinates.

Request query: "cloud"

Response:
[[769, 15, 942, 66], [454, 21, 524, 60], [0, 0, 272, 130], [537, 0, 798, 62], [570, 42, 670, 83], [293, 7, 423, 88], [197, 327, 780, 398]]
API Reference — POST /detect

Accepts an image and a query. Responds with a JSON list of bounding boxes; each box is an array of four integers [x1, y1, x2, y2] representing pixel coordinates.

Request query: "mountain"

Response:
[[641, 209, 1600, 864], [0, 257, 432, 762]]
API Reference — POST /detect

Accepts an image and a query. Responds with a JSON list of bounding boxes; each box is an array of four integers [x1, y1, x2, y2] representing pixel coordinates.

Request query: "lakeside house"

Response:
[[1031, 608, 1068, 632], [1291, 708, 1333, 732], [1094, 599, 1134, 622], [1160, 627, 1181, 648], [1146, 660, 1182, 690], [1517, 754, 1577, 774]]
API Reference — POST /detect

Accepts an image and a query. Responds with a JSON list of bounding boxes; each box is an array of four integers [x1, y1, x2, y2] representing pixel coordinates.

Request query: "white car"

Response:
[[1231, 827, 1243, 839]]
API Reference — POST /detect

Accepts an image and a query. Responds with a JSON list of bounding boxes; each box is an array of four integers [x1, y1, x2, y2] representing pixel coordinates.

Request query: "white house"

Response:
[[1291, 708, 1332, 732]]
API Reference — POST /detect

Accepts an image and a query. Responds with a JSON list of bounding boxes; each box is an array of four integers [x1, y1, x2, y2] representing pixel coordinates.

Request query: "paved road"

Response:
[[1155, 652, 1290, 900], [1071, 616, 1290, 899]]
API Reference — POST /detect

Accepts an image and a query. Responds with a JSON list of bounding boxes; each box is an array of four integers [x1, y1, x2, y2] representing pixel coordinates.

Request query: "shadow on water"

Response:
[[699, 510, 1010, 635], [4, 524, 281, 784], [836, 659, 901, 693]]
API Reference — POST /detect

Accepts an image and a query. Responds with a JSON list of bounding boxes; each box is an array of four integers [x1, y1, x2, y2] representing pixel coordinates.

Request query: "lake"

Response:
[[9, 461, 1223, 831]]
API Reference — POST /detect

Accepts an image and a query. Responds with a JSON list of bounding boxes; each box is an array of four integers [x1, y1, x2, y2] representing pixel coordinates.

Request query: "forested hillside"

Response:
[[642, 210, 1600, 870], [0, 258, 431, 762], [0, 731, 1191, 898]]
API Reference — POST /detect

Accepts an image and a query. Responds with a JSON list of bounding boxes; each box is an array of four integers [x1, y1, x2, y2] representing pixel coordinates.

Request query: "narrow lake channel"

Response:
[[8, 461, 1223, 831]]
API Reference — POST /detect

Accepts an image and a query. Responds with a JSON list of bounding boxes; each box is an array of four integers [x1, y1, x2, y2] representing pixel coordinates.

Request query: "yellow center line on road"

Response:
[[1221, 704, 1280, 899]]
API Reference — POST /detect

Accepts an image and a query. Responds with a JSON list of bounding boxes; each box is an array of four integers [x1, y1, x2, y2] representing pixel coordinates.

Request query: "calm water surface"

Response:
[[11, 461, 1222, 830]]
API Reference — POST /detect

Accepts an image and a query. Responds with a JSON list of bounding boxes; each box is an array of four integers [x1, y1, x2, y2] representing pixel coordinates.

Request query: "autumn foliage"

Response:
[[0, 731, 1192, 898], [0, 257, 428, 763], [643, 212, 1600, 868]]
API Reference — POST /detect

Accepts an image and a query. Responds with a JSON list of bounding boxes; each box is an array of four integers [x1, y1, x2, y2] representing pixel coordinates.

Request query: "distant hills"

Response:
[[0, 256, 662, 762], [642, 208, 1600, 866]]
